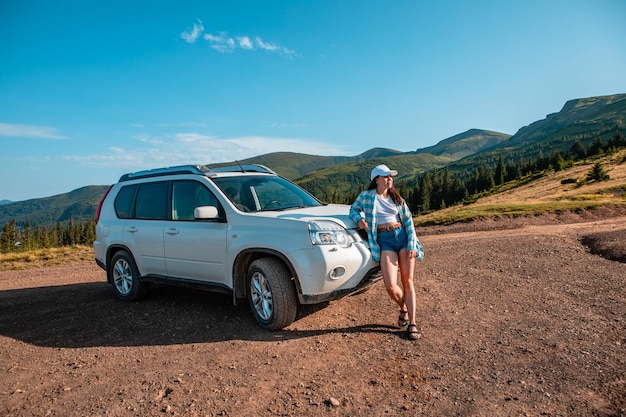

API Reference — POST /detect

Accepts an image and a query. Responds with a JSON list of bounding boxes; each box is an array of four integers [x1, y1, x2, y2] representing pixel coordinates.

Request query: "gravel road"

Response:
[[1, 212, 625, 416]]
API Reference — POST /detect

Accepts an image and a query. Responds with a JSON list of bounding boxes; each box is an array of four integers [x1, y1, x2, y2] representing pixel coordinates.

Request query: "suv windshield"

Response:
[[213, 175, 323, 212]]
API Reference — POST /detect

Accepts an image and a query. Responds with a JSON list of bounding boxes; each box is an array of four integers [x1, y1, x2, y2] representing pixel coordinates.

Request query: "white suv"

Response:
[[94, 164, 381, 330]]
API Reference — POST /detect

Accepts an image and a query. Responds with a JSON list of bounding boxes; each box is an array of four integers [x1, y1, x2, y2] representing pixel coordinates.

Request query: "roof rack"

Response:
[[208, 164, 276, 175], [118, 163, 276, 182], [118, 165, 210, 182]]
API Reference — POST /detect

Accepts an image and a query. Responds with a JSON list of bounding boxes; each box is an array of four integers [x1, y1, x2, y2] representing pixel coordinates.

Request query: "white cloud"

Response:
[[254, 36, 298, 57], [182, 20, 299, 58], [255, 37, 279, 52], [0, 122, 66, 139], [180, 19, 205, 44], [237, 36, 253, 50], [204, 32, 236, 52]]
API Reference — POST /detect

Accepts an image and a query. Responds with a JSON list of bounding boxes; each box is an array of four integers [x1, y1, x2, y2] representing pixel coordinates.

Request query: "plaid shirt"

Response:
[[350, 189, 423, 262]]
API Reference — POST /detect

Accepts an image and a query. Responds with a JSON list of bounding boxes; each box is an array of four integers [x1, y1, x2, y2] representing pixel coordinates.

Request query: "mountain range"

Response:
[[2, 93, 624, 228]]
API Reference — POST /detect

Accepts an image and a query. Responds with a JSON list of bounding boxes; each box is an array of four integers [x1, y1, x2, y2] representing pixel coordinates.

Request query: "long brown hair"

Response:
[[367, 177, 403, 205]]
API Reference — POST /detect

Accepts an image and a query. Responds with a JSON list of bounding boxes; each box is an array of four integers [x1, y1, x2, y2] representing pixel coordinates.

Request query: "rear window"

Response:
[[135, 182, 168, 220], [114, 185, 137, 219]]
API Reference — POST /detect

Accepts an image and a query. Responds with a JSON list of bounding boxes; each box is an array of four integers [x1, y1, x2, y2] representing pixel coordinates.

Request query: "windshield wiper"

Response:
[[262, 205, 309, 212]]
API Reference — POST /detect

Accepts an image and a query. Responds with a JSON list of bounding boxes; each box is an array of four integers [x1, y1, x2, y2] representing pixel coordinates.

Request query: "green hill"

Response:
[[449, 94, 626, 174], [415, 128, 511, 159], [0, 186, 110, 228], [208, 152, 354, 179], [207, 147, 405, 179], [507, 94, 626, 150], [295, 129, 511, 196]]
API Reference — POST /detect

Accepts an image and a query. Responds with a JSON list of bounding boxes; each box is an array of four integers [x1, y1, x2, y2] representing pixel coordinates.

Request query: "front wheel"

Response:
[[108, 250, 147, 301], [247, 258, 298, 330]]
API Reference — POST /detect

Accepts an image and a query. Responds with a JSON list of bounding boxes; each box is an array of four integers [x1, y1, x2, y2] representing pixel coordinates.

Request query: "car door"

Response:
[[122, 181, 167, 276], [164, 180, 229, 286]]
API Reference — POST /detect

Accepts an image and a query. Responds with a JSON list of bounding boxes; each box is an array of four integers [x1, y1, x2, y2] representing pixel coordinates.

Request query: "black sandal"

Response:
[[397, 310, 409, 327], [407, 324, 422, 340]]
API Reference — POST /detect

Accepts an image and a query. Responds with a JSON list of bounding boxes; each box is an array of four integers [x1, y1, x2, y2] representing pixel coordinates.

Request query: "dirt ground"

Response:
[[1, 209, 625, 417]]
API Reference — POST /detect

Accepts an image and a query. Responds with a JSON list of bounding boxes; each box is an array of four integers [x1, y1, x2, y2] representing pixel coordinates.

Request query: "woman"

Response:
[[350, 164, 424, 340]]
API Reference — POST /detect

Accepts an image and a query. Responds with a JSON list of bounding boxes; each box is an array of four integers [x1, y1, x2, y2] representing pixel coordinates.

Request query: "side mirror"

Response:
[[194, 206, 219, 220]]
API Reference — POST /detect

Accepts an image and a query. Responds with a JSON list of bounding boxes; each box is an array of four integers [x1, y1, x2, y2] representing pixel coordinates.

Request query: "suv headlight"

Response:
[[308, 220, 354, 248]]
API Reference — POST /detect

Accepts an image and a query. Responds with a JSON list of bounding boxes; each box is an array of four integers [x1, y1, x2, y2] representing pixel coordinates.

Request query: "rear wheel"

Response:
[[247, 258, 298, 330], [108, 250, 147, 301]]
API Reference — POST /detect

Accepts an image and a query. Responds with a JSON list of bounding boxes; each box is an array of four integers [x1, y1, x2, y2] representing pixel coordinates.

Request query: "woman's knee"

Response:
[[400, 277, 415, 290], [384, 282, 402, 294]]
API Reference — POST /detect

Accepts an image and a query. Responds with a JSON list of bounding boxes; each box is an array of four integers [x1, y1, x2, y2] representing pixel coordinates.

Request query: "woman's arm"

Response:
[[400, 200, 424, 260], [349, 192, 365, 224]]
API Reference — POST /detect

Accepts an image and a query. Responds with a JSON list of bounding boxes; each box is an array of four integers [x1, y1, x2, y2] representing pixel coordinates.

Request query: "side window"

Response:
[[114, 184, 137, 219], [135, 182, 168, 220], [172, 180, 221, 221]]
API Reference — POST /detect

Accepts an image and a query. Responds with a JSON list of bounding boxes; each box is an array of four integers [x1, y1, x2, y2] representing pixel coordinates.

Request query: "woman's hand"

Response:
[[358, 219, 368, 230], [408, 250, 417, 259]]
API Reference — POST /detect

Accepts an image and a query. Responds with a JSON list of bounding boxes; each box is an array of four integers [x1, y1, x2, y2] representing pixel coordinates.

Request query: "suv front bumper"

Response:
[[299, 266, 382, 304]]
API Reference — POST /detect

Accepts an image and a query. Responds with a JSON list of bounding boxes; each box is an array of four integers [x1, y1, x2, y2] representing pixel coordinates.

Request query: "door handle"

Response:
[[127, 226, 138, 233], [166, 228, 180, 235]]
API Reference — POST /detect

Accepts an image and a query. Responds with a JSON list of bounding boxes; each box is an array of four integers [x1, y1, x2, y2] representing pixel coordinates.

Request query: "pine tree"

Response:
[[586, 162, 610, 182], [56, 222, 64, 246], [442, 167, 452, 206], [81, 220, 96, 245], [0, 220, 18, 252], [22, 221, 32, 250], [587, 137, 605, 157], [551, 151, 568, 172], [570, 140, 586, 160], [410, 181, 420, 213], [418, 173, 432, 213], [495, 155, 506, 186]]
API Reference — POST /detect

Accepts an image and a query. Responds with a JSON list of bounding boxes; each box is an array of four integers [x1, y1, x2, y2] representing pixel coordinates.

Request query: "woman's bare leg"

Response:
[[380, 250, 405, 309], [398, 248, 416, 325]]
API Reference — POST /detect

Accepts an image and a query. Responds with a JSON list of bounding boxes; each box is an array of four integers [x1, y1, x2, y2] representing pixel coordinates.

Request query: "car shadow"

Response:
[[0, 282, 397, 348]]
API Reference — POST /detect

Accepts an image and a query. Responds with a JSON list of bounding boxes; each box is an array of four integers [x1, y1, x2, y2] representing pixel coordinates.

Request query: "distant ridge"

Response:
[[356, 147, 404, 159], [207, 148, 403, 179], [448, 93, 626, 173], [0, 186, 109, 227], [208, 151, 353, 179], [0, 200, 12, 205], [415, 129, 511, 159], [505, 93, 626, 149]]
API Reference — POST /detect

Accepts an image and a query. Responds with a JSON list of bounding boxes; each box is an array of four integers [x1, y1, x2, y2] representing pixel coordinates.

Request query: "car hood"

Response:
[[258, 204, 356, 228]]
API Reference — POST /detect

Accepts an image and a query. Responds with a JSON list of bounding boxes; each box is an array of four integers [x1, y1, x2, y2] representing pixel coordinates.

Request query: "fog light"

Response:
[[330, 266, 346, 279]]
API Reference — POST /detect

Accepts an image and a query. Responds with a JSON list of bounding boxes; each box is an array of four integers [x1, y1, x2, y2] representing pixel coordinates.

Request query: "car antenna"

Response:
[[235, 160, 247, 173]]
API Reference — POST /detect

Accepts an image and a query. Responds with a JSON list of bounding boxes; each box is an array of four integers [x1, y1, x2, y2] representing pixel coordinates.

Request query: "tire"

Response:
[[108, 250, 147, 301], [247, 258, 298, 330]]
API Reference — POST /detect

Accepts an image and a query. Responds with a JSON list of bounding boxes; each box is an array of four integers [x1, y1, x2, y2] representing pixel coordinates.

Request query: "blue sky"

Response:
[[1, 0, 625, 202]]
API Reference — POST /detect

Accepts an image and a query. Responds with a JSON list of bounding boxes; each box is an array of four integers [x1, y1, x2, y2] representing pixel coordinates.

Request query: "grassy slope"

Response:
[[415, 149, 626, 226]]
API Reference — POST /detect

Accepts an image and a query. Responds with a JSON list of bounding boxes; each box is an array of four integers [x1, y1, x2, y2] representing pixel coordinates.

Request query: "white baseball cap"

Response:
[[370, 164, 398, 180]]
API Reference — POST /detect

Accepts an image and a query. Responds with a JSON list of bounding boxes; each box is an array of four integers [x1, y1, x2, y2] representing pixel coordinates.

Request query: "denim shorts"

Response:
[[377, 226, 408, 253]]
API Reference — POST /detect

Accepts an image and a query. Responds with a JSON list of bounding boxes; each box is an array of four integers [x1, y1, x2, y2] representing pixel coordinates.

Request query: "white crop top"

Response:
[[375, 194, 400, 224]]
